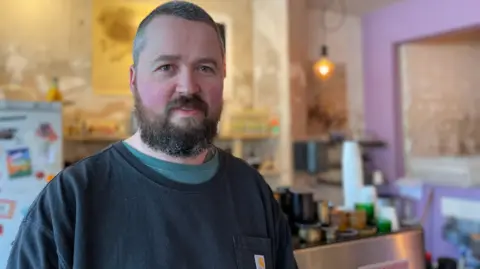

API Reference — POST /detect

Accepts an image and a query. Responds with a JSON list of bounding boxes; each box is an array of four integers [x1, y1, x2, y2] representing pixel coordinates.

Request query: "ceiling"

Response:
[[307, 0, 402, 16]]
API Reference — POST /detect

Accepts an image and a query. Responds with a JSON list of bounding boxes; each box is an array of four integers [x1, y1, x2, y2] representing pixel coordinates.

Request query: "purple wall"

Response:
[[362, 0, 480, 182]]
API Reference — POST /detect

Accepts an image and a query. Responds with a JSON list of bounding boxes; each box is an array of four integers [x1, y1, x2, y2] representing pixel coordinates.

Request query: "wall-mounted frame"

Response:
[[91, 1, 153, 95], [210, 13, 234, 101]]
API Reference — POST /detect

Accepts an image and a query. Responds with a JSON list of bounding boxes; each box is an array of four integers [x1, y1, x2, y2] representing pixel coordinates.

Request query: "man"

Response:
[[7, 1, 298, 269]]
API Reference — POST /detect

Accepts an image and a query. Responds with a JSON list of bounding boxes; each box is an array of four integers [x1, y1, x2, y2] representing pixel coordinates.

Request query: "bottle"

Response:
[[46, 77, 63, 102], [457, 250, 466, 269], [425, 252, 433, 269], [269, 118, 280, 135]]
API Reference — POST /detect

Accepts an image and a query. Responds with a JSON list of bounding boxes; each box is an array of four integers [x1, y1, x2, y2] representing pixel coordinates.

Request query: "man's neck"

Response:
[[124, 132, 209, 165]]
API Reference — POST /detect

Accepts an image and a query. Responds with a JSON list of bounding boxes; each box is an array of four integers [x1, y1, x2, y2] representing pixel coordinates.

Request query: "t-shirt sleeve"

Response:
[[6, 220, 66, 269]]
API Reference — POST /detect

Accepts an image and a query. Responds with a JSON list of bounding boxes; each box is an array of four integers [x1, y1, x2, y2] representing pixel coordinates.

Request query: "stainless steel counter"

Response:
[[294, 228, 425, 269]]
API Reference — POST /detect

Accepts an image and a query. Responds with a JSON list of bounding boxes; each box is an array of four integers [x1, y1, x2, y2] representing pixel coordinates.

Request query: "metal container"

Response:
[[297, 222, 323, 244], [294, 228, 425, 269]]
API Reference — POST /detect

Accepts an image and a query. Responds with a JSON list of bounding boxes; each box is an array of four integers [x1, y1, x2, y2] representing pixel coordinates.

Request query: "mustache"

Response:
[[166, 95, 208, 115]]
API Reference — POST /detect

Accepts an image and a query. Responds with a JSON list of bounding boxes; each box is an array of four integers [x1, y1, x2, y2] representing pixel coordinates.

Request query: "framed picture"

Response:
[[0, 199, 16, 219], [92, 1, 154, 95]]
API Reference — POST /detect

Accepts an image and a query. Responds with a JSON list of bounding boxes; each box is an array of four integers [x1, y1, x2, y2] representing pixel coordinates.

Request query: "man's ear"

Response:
[[129, 65, 136, 94]]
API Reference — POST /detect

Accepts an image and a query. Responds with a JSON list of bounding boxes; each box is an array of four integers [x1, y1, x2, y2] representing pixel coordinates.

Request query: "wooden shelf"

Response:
[[217, 133, 278, 140], [260, 169, 281, 177], [65, 135, 127, 142]]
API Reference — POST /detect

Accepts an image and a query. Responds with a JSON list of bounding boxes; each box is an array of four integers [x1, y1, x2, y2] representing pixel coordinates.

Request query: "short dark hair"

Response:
[[132, 1, 225, 67]]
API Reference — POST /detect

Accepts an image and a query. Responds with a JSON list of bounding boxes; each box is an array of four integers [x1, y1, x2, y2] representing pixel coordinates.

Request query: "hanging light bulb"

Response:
[[313, 45, 335, 80]]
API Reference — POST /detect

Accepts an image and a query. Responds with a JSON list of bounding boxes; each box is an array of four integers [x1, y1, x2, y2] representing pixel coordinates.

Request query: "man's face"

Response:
[[130, 15, 224, 157]]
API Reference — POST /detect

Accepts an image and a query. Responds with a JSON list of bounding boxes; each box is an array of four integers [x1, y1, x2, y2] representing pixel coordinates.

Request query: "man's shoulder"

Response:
[[219, 149, 271, 191], [63, 143, 118, 175], [25, 144, 119, 226], [38, 144, 118, 202]]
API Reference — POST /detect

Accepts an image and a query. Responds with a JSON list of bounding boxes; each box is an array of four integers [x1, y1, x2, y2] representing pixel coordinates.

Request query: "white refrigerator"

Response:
[[0, 101, 63, 268]]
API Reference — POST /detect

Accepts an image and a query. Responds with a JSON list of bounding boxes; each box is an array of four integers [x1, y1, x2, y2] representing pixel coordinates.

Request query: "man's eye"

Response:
[[199, 65, 214, 73], [158, 64, 173, 71]]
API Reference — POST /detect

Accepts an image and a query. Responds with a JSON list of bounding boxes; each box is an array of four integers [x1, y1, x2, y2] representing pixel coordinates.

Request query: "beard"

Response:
[[133, 89, 221, 158]]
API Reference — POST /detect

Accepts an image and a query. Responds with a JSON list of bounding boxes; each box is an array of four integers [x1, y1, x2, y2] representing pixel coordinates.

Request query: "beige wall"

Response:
[[288, 0, 310, 139], [307, 10, 364, 136], [400, 43, 480, 162], [0, 0, 130, 117], [287, 9, 364, 139], [250, 0, 291, 188]]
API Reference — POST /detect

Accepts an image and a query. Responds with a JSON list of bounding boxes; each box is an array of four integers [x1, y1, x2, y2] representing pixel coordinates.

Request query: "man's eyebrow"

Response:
[[151, 55, 219, 68], [195, 57, 218, 68], [151, 54, 181, 64]]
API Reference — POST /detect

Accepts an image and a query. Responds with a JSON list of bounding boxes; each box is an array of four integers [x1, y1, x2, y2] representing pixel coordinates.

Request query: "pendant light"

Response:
[[311, 0, 346, 81], [313, 45, 334, 80]]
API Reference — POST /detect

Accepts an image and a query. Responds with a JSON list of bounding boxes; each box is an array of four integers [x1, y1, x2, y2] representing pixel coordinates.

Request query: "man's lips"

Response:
[[172, 107, 203, 115]]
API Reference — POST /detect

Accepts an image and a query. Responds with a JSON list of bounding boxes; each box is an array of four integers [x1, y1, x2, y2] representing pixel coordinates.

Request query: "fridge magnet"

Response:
[[0, 199, 16, 219], [6, 148, 33, 179], [49, 145, 58, 164], [35, 171, 45, 180], [35, 123, 58, 142], [39, 141, 51, 161], [46, 174, 55, 183], [0, 128, 17, 140]]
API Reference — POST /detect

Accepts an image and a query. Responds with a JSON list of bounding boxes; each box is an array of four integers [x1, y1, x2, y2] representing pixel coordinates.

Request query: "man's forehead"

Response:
[[140, 15, 223, 60], [144, 15, 215, 36]]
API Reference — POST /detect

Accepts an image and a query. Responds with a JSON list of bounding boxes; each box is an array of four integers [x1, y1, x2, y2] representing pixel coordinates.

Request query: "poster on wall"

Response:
[[6, 148, 32, 179], [92, 0, 156, 95]]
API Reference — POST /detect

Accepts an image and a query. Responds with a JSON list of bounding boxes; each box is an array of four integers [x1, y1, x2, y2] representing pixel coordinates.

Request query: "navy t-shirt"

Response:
[[7, 142, 298, 269]]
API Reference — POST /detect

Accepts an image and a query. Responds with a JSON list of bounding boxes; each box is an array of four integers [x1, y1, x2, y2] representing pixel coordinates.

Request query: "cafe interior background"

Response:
[[2, 0, 480, 267]]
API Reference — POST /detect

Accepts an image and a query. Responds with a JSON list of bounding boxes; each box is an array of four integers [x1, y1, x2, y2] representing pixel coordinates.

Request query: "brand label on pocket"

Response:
[[254, 254, 265, 269]]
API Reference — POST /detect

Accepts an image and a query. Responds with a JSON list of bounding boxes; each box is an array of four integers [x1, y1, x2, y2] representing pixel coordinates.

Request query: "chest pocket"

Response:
[[233, 235, 273, 269]]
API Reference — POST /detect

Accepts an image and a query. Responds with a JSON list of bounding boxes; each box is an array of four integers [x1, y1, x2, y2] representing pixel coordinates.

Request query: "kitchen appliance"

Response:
[[290, 188, 316, 224], [0, 101, 63, 268], [294, 228, 425, 269], [293, 140, 329, 174]]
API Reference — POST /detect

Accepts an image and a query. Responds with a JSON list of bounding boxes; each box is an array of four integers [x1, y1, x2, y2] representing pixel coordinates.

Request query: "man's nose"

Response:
[[176, 69, 200, 95]]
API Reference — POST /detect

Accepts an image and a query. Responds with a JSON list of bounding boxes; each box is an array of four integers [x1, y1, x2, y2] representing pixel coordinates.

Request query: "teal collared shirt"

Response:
[[122, 142, 219, 184]]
